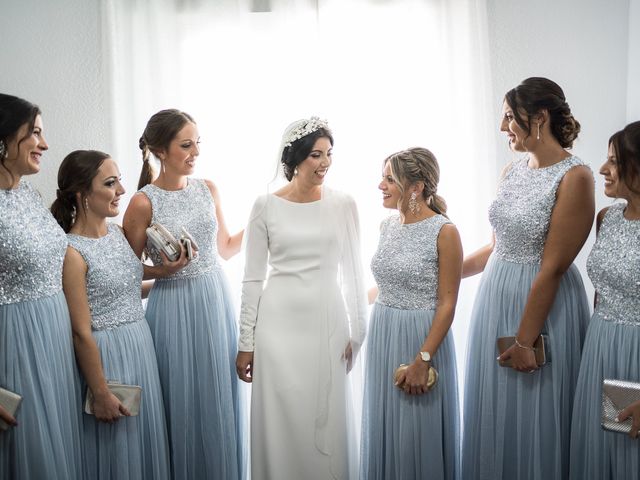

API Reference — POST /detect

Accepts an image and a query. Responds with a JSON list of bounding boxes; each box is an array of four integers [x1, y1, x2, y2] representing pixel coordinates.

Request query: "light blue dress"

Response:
[[140, 179, 246, 480], [0, 180, 83, 479], [570, 203, 640, 478], [68, 223, 170, 480], [461, 157, 591, 480], [361, 214, 460, 480]]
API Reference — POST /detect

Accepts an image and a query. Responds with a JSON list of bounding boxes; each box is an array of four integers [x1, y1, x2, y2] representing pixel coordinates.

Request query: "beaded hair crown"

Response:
[[283, 116, 329, 148]]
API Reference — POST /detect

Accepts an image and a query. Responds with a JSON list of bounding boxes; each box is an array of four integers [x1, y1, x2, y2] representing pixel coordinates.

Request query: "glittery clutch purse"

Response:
[[496, 335, 549, 367], [146, 223, 181, 262], [0, 387, 22, 431], [601, 378, 640, 434], [84, 382, 142, 417], [393, 364, 438, 391]]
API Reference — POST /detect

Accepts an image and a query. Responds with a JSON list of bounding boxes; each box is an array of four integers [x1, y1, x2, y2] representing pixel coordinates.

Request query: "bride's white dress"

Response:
[[239, 188, 366, 480]]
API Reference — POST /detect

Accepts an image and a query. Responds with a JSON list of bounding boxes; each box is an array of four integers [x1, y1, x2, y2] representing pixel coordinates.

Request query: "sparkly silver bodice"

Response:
[[0, 180, 67, 305], [489, 156, 586, 264], [140, 179, 221, 278], [587, 203, 640, 326], [67, 224, 145, 331], [371, 214, 450, 310]]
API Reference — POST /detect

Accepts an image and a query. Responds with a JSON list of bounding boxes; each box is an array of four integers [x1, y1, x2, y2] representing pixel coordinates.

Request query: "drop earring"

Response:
[[537, 123, 541, 140], [84, 197, 89, 212], [0, 140, 6, 158], [408, 192, 420, 215], [294, 167, 299, 177]]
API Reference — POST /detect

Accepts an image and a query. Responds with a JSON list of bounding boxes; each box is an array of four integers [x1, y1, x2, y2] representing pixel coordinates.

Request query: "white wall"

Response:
[[629, 0, 640, 121], [0, 0, 112, 204]]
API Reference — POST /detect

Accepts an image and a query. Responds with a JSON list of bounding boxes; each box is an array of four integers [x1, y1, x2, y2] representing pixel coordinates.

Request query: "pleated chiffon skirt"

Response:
[[83, 319, 170, 480], [0, 292, 83, 479], [361, 303, 460, 480], [146, 269, 246, 480], [461, 256, 590, 480], [569, 314, 640, 479]]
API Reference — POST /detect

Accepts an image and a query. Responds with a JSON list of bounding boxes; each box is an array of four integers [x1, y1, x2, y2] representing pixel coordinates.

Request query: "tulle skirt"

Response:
[[569, 313, 640, 479], [461, 256, 590, 480], [83, 319, 170, 480], [146, 270, 246, 480], [0, 292, 83, 479], [361, 303, 460, 480]]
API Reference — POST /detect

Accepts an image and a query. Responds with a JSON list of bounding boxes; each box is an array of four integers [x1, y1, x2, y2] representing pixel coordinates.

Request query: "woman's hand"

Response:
[[236, 351, 254, 383], [157, 248, 189, 277], [342, 342, 354, 373], [91, 390, 131, 423], [0, 404, 17, 429], [398, 359, 431, 395], [498, 343, 538, 373], [617, 399, 640, 439]]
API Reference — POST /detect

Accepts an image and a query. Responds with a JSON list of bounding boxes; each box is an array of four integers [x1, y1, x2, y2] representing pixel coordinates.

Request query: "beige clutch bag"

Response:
[[394, 364, 438, 391], [601, 378, 640, 434], [0, 387, 22, 430], [84, 382, 142, 417]]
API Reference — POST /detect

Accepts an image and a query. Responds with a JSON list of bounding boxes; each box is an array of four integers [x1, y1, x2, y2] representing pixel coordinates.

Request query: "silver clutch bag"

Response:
[[146, 223, 181, 262], [84, 382, 142, 417], [601, 378, 640, 433], [0, 386, 22, 431]]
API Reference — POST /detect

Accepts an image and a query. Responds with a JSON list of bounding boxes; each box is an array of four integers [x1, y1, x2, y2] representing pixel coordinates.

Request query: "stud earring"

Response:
[[408, 192, 420, 215], [294, 167, 299, 177]]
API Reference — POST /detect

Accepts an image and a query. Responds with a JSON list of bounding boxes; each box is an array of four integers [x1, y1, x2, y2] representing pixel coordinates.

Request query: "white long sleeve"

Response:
[[238, 195, 269, 352]]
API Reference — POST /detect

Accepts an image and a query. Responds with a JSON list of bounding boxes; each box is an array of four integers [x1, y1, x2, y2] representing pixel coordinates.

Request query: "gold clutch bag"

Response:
[[84, 382, 142, 417], [393, 363, 438, 391], [0, 386, 22, 431], [601, 378, 640, 434]]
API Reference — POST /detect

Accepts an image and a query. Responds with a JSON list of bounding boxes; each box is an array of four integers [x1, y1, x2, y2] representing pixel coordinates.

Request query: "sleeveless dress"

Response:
[[67, 223, 170, 480], [140, 179, 245, 480], [361, 214, 460, 480], [461, 156, 591, 480], [239, 189, 367, 480], [0, 180, 83, 479], [569, 203, 640, 478]]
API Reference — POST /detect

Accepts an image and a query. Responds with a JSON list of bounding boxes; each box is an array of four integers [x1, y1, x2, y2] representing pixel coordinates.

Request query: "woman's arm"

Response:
[[122, 192, 188, 279], [401, 224, 463, 395], [236, 196, 269, 383], [205, 180, 243, 260], [62, 247, 131, 422], [462, 234, 495, 278], [501, 165, 594, 371]]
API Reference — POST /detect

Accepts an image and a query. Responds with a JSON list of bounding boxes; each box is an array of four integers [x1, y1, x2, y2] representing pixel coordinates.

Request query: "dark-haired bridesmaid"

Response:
[[461, 78, 594, 480], [570, 121, 640, 479], [52, 150, 170, 479], [0, 94, 82, 479]]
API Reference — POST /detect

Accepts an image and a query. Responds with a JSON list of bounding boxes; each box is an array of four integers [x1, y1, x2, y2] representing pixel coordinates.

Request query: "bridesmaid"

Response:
[[361, 147, 462, 480], [461, 77, 594, 479], [52, 150, 170, 479], [570, 121, 640, 478], [123, 109, 246, 479], [0, 94, 82, 478]]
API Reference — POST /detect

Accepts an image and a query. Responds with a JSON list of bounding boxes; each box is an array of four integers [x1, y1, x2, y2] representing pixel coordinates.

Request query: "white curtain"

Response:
[[103, 0, 494, 403]]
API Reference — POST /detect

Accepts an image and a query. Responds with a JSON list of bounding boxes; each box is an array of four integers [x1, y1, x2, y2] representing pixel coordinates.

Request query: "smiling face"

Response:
[[4, 114, 48, 176], [295, 136, 332, 185], [85, 157, 125, 218], [379, 161, 403, 210], [500, 101, 534, 152], [160, 122, 200, 176]]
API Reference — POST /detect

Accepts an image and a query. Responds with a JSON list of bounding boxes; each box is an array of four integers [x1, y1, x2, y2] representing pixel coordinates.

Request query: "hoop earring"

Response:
[[537, 123, 541, 140], [408, 192, 420, 215]]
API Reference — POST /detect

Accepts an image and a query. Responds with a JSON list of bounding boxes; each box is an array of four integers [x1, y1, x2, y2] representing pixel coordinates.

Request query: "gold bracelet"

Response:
[[514, 337, 536, 351]]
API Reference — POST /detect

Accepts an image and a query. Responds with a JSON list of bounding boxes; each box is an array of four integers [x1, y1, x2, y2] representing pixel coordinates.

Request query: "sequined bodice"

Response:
[[0, 180, 67, 305], [67, 224, 144, 331], [489, 156, 586, 264], [140, 179, 220, 278], [371, 214, 450, 310], [587, 203, 640, 326]]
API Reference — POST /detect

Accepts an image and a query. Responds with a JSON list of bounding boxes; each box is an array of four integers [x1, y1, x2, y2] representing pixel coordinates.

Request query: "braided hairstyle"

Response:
[[385, 147, 448, 217]]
